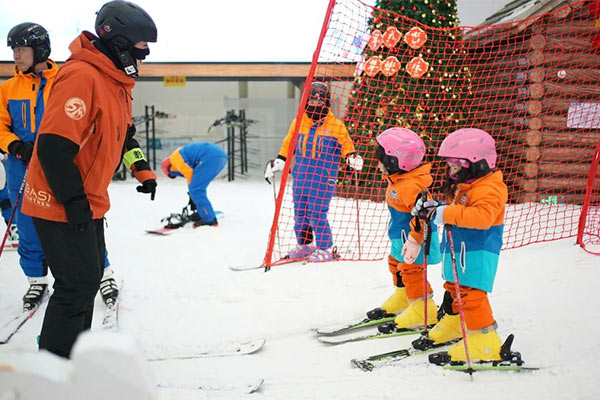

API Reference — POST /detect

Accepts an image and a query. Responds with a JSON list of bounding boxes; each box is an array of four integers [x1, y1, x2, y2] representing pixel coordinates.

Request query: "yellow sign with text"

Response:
[[163, 76, 186, 87]]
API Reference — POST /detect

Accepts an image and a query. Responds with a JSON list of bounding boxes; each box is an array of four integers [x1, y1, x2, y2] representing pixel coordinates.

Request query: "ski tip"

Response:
[[246, 378, 264, 394], [241, 338, 266, 354], [350, 359, 374, 372], [228, 265, 264, 272]]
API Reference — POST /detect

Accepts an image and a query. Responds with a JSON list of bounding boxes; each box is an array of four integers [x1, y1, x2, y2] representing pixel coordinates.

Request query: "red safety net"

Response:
[[263, 0, 600, 267]]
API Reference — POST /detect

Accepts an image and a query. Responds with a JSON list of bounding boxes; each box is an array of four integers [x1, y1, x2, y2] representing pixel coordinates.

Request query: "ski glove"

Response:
[[264, 158, 285, 184], [63, 196, 93, 232], [136, 179, 157, 200], [346, 153, 364, 171], [8, 140, 33, 165], [401, 235, 421, 265], [412, 199, 440, 218]]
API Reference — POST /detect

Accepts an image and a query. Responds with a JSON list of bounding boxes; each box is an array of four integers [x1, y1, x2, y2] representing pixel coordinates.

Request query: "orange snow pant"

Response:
[[388, 255, 432, 300], [387, 255, 403, 287], [399, 261, 433, 300], [443, 281, 494, 330]]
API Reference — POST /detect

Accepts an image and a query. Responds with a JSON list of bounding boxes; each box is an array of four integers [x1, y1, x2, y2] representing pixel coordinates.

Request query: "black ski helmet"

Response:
[[309, 81, 331, 107], [7, 22, 51, 72], [95, 0, 157, 76]]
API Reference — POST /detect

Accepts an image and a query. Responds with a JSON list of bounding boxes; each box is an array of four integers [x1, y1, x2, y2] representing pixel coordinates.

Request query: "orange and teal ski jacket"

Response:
[[438, 170, 508, 292], [386, 163, 440, 264]]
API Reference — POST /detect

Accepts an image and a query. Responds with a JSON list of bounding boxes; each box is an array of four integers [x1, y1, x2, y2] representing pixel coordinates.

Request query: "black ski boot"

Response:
[[23, 277, 48, 311], [100, 270, 119, 306]]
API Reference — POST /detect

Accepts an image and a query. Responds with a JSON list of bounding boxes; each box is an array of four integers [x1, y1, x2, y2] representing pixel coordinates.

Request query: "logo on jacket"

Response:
[[24, 183, 52, 209], [390, 190, 397, 198], [64, 97, 87, 120]]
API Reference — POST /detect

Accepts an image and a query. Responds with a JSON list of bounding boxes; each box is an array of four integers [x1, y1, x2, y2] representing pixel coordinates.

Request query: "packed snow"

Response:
[[1, 176, 599, 399]]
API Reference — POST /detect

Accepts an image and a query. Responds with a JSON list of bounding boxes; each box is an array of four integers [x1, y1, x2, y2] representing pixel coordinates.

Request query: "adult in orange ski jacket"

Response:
[[22, 1, 157, 358]]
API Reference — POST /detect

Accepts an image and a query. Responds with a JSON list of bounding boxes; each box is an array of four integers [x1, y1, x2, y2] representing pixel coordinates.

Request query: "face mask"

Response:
[[305, 104, 328, 121], [131, 47, 150, 61]]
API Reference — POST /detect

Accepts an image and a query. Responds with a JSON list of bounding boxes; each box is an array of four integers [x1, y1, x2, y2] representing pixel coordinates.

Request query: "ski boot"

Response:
[[366, 287, 408, 320], [308, 248, 333, 262], [23, 276, 48, 311], [190, 212, 218, 227], [99, 268, 119, 306], [285, 244, 312, 260], [6, 223, 19, 249], [429, 323, 503, 365], [412, 313, 462, 350], [393, 296, 438, 328]]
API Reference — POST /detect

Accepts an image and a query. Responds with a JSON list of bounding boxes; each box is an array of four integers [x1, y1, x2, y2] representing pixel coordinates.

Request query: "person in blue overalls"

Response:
[[161, 142, 227, 226], [264, 82, 363, 262], [0, 23, 57, 310]]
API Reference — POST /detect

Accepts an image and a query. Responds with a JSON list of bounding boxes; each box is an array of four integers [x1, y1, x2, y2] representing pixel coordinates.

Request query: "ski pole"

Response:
[[445, 224, 474, 376], [271, 173, 281, 254], [0, 169, 28, 261], [353, 168, 362, 260], [264, 171, 282, 272], [419, 192, 432, 335]]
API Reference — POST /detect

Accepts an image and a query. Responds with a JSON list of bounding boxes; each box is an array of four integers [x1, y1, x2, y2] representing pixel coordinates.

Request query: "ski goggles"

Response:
[[309, 82, 329, 102], [445, 157, 471, 168]]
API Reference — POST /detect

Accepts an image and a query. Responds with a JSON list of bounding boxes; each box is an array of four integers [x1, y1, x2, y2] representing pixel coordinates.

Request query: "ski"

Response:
[[0, 294, 48, 345], [101, 300, 119, 330], [443, 364, 539, 372], [315, 315, 395, 336], [101, 280, 123, 330], [229, 264, 264, 271], [317, 325, 430, 346], [158, 378, 263, 394], [229, 259, 308, 272], [148, 338, 266, 361], [351, 339, 460, 371], [430, 334, 539, 373], [3, 242, 18, 251]]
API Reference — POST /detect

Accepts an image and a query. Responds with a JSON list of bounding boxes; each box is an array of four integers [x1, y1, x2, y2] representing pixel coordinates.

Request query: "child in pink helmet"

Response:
[[368, 127, 441, 330], [413, 128, 508, 363]]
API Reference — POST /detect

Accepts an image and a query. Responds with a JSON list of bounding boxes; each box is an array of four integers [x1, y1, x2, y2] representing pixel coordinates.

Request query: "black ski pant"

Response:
[[33, 217, 105, 358]]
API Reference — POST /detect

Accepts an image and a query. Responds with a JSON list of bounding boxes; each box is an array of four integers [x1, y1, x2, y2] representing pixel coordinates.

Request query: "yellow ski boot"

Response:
[[393, 296, 438, 329], [447, 326, 502, 362], [382, 287, 409, 314], [428, 314, 462, 345], [366, 287, 408, 320]]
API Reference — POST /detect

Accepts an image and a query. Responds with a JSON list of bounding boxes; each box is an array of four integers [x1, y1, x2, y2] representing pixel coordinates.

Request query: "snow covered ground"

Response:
[[1, 177, 599, 399]]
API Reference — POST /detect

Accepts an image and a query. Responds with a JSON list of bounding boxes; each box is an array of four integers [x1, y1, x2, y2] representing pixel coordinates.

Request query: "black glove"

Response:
[[63, 196, 93, 231], [136, 179, 157, 200], [8, 140, 34, 165]]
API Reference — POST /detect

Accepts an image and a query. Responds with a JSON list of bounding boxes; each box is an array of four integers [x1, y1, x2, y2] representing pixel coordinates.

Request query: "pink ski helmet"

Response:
[[438, 128, 497, 170], [376, 127, 426, 172]]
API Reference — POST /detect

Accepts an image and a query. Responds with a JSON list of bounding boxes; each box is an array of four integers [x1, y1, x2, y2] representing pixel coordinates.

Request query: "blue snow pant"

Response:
[[188, 154, 227, 222], [0, 185, 11, 223], [292, 183, 334, 250], [7, 157, 46, 277]]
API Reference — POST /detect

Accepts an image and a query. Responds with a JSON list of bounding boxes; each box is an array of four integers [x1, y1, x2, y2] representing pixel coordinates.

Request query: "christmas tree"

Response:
[[343, 0, 474, 194]]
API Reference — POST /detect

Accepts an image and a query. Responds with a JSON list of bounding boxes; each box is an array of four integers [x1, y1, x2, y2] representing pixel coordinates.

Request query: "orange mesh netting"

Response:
[[263, 0, 600, 267]]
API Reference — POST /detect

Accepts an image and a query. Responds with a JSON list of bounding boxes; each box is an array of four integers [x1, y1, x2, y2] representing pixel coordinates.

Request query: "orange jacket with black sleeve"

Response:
[[22, 32, 135, 222], [0, 60, 59, 152], [386, 163, 441, 264]]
